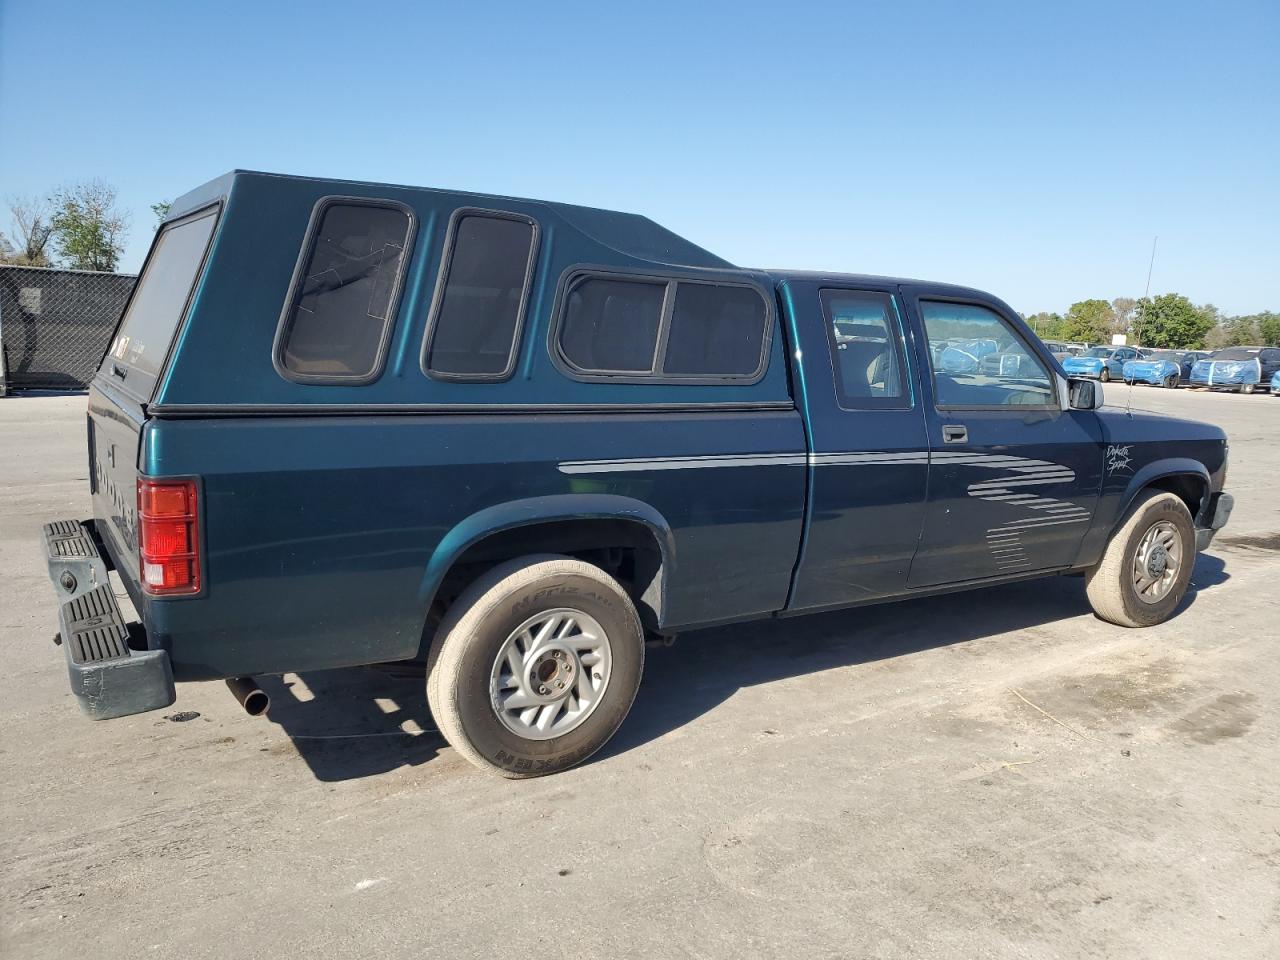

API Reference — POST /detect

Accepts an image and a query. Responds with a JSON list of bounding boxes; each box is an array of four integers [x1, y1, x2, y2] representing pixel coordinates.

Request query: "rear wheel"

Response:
[[1085, 491, 1194, 627], [1242, 383, 1256, 395], [1100, 368, 1111, 382], [426, 555, 644, 778]]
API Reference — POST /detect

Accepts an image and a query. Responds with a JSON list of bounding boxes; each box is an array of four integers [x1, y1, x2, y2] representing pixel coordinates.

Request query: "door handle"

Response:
[[942, 425, 968, 444]]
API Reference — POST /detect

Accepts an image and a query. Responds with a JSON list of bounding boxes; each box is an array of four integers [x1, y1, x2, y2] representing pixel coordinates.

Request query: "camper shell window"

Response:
[[422, 209, 539, 381], [104, 205, 219, 398], [553, 270, 771, 383], [275, 197, 415, 384]]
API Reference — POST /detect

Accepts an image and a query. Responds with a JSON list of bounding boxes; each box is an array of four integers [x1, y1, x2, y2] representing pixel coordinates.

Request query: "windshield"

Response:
[[1213, 348, 1260, 361], [1084, 347, 1111, 358], [1147, 351, 1179, 361], [103, 207, 218, 397]]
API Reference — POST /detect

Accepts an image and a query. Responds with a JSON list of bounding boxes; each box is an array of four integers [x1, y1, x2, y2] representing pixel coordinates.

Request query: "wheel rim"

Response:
[[489, 608, 613, 740], [1131, 520, 1183, 604]]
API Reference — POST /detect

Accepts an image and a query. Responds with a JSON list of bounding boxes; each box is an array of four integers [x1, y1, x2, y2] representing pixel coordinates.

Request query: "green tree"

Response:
[[151, 200, 171, 228], [1024, 311, 1066, 340], [1130, 294, 1215, 348], [1061, 299, 1115, 343], [49, 179, 128, 272], [1217, 311, 1280, 347], [1257, 312, 1280, 346]]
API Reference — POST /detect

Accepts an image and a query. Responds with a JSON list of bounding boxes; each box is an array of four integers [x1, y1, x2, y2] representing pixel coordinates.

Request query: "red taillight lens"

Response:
[[137, 477, 201, 596]]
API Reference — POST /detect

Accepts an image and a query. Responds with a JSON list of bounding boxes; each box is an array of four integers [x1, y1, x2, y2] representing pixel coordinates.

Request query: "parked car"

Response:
[[41, 171, 1233, 778], [1273, 369, 1280, 395], [1122, 350, 1204, 388], [1189, 346, 1280, 393], [1061, 345, 1142, 382]]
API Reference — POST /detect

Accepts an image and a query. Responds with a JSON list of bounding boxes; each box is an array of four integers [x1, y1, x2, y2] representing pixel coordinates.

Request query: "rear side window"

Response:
[[664, 283, 768, 376], [820, 290, 911, 409], [423, 210, 537, 380], [555, 272, 771, 381], [105, 206, 218, 397], [276, 199, 414, 383], [560, 277, 666, 373]]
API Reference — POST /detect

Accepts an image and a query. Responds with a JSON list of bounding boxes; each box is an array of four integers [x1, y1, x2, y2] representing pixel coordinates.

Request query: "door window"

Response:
[[920, 301, 1055, 407]]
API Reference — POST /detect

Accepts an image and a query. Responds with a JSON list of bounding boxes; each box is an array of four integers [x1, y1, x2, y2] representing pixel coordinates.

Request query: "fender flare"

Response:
[[1115, 458, 1212, 526], [417, 492, 677, 619]]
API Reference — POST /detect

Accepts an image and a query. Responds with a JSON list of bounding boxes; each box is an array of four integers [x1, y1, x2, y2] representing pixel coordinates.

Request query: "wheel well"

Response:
[[431, 519, 667, 634], [1146, 474, 1206, 521]]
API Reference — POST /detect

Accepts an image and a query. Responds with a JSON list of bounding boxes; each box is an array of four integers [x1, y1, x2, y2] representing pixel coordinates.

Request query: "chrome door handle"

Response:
[[942, 425, 968, 444]]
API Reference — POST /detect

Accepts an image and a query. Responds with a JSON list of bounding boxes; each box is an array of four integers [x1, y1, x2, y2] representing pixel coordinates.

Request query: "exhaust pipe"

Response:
[[226, 676, 270, 717]]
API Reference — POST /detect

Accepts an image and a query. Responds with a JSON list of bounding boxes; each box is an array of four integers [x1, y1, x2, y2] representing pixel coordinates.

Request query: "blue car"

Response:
[[1122, 350, 1205, 388], [1273, 369, 1280, 395], [1190, 347, 1280, 394], [937, 338, 998, 373], [1062, 345, 1142, 382]]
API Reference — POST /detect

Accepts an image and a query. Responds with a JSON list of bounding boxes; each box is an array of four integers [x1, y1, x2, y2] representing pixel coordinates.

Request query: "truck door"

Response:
[[901, 290, 1104, 588], [783, 280, 930, 611]]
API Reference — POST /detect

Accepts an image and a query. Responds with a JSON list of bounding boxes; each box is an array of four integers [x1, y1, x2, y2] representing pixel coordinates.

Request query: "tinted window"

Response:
[[559, 277, 665, 373], [424, 213, 536, 378], [278, 201, 412, 381], [820, 290, 909, 409], [106, 208, 218, 396], [663, 283, 767, 376], [920, 301, 1054, 407]]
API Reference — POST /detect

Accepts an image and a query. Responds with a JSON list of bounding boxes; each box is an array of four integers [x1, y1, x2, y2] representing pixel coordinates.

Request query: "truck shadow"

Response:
[[260, 553, 1229, 782]]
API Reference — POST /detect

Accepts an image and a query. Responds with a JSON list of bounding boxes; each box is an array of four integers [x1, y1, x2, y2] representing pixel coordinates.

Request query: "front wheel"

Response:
[[426, 555, 644, 778], [1164, 374, 1180, 389], [1100, 368, 1111, 382], [1085, 491, 1194, 627], [1241, 383, 1256, 395]]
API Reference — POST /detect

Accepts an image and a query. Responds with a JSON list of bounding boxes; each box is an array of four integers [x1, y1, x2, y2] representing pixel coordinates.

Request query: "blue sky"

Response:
[[1, 0, 1276, 315]]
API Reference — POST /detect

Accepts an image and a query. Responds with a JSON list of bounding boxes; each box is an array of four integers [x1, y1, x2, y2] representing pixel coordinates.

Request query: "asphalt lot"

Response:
[[2, 386, 1278, 959]]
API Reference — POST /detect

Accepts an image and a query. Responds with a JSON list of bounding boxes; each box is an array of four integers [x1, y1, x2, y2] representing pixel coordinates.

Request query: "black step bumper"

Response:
[[44, 520, 175, 720]]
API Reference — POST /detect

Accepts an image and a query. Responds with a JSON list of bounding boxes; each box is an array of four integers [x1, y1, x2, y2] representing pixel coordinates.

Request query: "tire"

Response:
[[426, 554, 644, 778], [1085, 491, 1195, 628], [1241, 383, 1255, 395], [1164, 374, 1180, 389], [1100, 368, 1111, 382]]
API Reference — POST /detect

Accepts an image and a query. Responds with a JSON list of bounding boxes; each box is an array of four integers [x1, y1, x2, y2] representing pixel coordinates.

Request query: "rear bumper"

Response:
[[1195, 492, 1234, 552], [44, 520, 175, 720]]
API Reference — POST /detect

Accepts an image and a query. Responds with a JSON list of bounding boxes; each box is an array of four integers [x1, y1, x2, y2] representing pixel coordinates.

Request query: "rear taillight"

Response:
[[137, 477, 201, 595]]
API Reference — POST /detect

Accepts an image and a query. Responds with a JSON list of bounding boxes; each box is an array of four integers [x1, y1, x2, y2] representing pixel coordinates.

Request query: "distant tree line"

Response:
[[0, 180, 170, 274], [1023, 295, 1278, 351]]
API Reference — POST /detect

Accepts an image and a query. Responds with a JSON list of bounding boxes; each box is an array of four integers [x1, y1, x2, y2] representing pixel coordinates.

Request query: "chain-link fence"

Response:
[[0, 265, 137, 394]]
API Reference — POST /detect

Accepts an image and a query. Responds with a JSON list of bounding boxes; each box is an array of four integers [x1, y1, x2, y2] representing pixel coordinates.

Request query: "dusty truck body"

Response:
[[44, 171, 1232, 777]]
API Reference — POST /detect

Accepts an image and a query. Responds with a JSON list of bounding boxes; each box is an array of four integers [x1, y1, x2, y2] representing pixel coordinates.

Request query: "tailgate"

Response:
[[88, 383, 145, 588]]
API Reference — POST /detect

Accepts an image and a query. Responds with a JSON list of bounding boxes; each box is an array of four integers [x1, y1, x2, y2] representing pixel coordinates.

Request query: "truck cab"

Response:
[[43, 171, 1232, 777]]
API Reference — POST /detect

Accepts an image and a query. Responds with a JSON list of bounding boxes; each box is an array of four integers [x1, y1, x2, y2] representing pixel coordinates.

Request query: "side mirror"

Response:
[[1069, 377, 1103, 410]]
